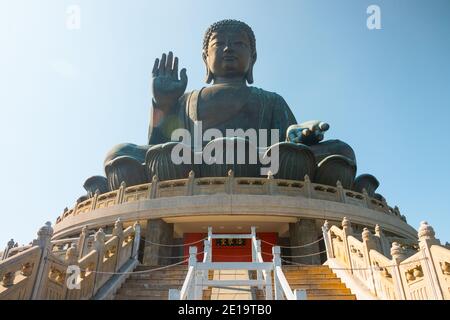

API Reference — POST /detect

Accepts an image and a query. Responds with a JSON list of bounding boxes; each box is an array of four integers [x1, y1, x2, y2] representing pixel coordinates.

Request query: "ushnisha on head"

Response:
[[202, 19, 257, 84]]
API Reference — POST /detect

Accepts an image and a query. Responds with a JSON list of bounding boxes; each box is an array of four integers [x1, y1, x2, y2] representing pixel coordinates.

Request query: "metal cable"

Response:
[[259, 237, 324, 249]]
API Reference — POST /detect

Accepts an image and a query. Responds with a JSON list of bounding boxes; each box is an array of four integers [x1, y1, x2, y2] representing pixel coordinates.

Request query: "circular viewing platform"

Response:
[[53, 173, 416, 240]]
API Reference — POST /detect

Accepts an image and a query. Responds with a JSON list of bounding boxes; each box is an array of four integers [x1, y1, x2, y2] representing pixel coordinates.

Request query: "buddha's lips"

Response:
[[223, 56, 237, 61]]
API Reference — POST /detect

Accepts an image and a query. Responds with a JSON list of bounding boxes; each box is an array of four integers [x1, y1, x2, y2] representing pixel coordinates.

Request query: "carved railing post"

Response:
[[90, 189, 100, 210], [225, 169, 234, 194], [341, 217, 354, 273], [149, 175, 159, 199], [336, 181, 346, 203], [113, 218, 124, 271], [272, 246, 283, 300], [65, 244, 79, 266], [186, 170, 195, 196], [132, 221, 141, 260], [92, 228, 106, 297], [361, 228, 377, 295], [374, 225, 390, 257], [116, 182, 127, 204], [64, 244, 80, 299], [188, 246, 198, 300], [266, 171, 276, 195], [322, 220, 334, 259], [31, 222, 54, 299], [77, 226, 89, 259], [417, 221, 444, 300], [390, 242, 407, 300], [303, 174, 312, 198]]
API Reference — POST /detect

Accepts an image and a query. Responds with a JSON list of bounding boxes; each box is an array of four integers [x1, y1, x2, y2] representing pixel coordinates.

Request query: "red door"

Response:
[[184, 232, 277, 262]]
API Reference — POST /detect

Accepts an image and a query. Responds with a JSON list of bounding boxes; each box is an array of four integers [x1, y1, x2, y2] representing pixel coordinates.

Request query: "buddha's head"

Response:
[[203, 19, 257, 84]]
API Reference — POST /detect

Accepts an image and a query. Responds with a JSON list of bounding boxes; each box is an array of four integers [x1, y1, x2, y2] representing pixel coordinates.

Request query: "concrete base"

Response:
[[289, 218, 321, 265], [143, 219, 174, 265]]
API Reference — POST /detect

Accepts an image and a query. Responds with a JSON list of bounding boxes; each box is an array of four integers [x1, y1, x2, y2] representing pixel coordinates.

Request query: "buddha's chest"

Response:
[[197, 86, 253, 118]]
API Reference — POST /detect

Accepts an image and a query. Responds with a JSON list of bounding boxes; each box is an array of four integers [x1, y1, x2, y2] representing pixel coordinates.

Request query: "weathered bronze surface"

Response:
[[96, 19, 377, 194]]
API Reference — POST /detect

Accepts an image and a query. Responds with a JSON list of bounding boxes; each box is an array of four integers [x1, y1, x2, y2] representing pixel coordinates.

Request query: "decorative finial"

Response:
[[390, 242, 406, 261], [94, 228, 106, 243], [152, 175, 159, 182], [323, 220, 330, 231], [418, 221, 436, 241], [228, 169, 234, 177], [375, 224, 381, 234], [342, 217, 350, 228], [37, 221, 54, 238], [267, 171, 274, 179], [362, 228, 371, 241], [188, 170, 195, 178], [304, 174, 310, 183], [336, 180, 343, 188], [120, 181, 127, 188]]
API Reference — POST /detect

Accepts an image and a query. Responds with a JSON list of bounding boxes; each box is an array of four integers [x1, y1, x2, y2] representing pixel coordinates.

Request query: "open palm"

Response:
[[152, 51, 188, 107]]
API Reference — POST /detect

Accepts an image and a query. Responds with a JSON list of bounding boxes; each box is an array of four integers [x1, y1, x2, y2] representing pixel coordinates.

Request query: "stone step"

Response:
[[135, 265, 187, 271], [116, 289, 170, 297], [285, 278, 344, 285], [282, 266, 333, 272], [294, 288, 352, 295], [286, 282, 348, 290], [120, 283, 184, 290], [130, 270, 188, 275], [128, 273, 188, 280], [120, 279, 187, 287], [115, 295, 169, 300], [282, 269, 336, 274], [307, 294, 356, 300], [284, 273, 338, 279]]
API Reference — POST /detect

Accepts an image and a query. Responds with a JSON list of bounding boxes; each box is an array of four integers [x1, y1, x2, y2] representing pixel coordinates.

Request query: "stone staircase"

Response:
[[114, 264, 355, 300], [114, 265, 188, 300], [114, 265, 212, 300], [256, 265, 356, 300]]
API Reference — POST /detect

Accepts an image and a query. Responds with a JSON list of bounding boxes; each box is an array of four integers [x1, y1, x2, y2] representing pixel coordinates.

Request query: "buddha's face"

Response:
[[204, 29, 255, 82]]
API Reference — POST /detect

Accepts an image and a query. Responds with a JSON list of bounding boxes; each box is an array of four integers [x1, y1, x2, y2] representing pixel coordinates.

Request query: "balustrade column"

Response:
[[31, 222, 54, 299], [390, 242, 407, 300], [417, 221, 444, 300]]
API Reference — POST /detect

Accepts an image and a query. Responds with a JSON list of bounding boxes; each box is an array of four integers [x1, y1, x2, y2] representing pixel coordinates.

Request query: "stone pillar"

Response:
[[143, 219, 174, 266], [289, 218, 321, 265]]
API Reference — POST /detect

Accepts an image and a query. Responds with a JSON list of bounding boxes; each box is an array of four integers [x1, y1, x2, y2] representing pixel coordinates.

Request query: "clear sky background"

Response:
[[0, 0, 449, 247]]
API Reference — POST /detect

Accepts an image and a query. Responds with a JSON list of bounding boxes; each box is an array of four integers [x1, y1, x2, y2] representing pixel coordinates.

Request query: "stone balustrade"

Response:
[[56, 171, 403, 225], [0, 219, 141, 300], [324, 219, 449, 300]]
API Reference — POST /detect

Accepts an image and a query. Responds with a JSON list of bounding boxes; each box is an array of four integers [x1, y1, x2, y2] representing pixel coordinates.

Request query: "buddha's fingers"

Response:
[[173, 57, 179, 80], [180, 68, 188, 87], [167, 52, 174, 75], [319, 122, 330, 132], [152, 58, 159, 77], [159, 53, 167, 75]]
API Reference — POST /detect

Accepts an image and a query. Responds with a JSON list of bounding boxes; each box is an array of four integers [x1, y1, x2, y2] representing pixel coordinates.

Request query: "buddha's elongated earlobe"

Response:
[[203, 51, 214, 84], [246, 53, 257, 84]]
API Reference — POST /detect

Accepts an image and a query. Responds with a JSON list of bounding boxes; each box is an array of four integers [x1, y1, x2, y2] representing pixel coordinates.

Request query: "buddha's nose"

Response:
[[224, 41, 234, 52]]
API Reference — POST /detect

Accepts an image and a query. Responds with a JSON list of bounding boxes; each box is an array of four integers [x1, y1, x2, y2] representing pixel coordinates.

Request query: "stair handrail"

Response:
[[272, 246, 307, 300], [175, 246, 198, 300]]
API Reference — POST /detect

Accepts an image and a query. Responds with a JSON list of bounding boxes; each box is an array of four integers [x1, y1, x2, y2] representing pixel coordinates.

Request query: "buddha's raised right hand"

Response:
[[151, 51, 188, 111]]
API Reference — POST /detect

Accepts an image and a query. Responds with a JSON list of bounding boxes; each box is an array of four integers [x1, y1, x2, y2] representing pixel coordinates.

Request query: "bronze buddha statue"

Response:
[[92, 19, 377, 197]]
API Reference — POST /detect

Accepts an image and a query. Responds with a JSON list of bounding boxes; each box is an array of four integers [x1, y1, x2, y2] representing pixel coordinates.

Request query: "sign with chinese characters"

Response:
[[215, 238, 247, 247]]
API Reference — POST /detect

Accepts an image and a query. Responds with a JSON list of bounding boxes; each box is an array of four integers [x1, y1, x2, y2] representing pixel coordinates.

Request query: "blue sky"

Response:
[[0, 0, 449, 246]]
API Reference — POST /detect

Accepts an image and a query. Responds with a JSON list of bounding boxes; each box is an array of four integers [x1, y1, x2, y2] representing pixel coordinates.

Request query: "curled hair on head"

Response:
[[203, 19, 257, 84], [203, 19, 256, 56]]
